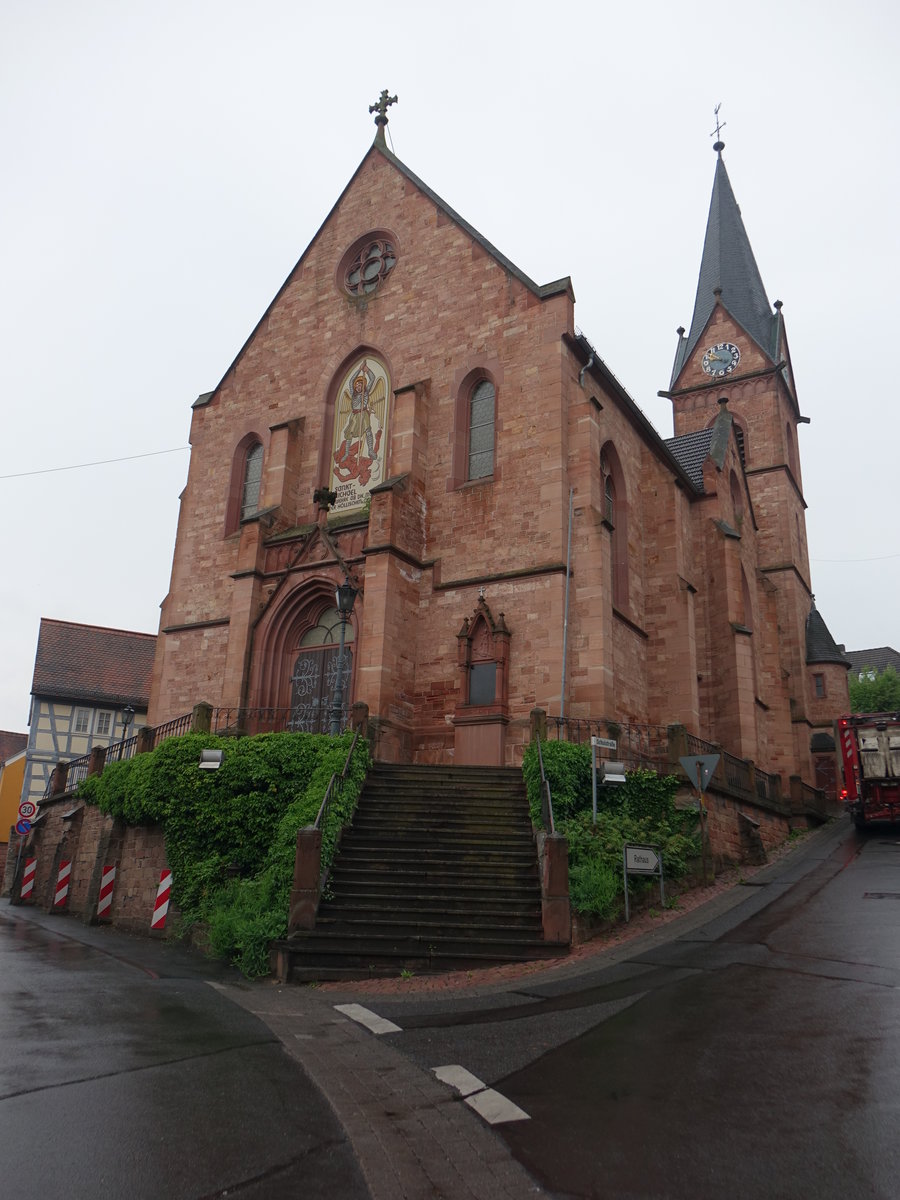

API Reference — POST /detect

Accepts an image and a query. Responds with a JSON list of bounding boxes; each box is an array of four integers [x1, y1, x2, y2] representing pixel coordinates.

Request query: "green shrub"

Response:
[[78, 730, 369, 976], [523, 740, 701, 916], [568, 856, 620, 918]]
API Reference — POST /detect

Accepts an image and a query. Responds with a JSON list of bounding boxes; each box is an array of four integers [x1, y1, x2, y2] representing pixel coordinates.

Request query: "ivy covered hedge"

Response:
[[78, 731, 370, 976], [522, 740, 700, 919]]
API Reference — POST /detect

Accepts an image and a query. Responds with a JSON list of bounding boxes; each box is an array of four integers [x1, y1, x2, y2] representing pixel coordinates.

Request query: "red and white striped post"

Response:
[[53, 860, 72, 909], [20, 857, 37, 902], [150, 869, 172, 931], [96, 865, 116, 921]]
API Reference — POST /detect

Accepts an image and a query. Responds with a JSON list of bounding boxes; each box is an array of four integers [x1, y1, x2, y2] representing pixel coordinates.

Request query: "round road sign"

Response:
[[15, 819, 32, 836], [18, 800, 37, 820]]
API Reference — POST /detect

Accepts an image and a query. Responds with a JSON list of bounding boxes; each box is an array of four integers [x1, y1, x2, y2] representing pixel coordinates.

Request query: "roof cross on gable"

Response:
[[369, 89, 397, 141]]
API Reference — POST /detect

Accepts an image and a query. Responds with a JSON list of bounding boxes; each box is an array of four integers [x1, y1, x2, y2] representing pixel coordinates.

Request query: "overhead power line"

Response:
[[0, 446, 189, 480], [812, 552, 900, 564]]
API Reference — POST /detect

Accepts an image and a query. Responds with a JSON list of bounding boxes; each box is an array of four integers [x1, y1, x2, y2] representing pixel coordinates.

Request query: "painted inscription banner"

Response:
[[330, 356, 390, 514]]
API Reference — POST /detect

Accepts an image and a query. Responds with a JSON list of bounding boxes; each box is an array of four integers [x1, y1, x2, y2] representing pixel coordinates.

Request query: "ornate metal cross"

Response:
[[370, 89, 397, 128]]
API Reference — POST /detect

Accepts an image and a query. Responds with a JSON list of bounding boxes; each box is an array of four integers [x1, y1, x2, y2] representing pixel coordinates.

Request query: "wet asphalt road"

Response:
[[5, 821, 898, 1200], [367, 822, 900, 1199], [0, 912, 370, 1200]]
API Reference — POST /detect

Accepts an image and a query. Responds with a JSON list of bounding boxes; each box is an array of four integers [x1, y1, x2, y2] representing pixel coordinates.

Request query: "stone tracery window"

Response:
[[343, 235, 397, 296]]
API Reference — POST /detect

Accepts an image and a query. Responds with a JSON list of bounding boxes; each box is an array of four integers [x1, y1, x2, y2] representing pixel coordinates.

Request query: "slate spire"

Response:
[[672, 141, 778, 384]]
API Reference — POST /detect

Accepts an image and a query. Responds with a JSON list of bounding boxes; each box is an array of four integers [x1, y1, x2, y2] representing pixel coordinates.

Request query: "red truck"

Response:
[[836, 713, 900, 828]]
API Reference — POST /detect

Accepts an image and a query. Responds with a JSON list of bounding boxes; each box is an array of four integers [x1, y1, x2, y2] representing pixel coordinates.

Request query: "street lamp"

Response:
[[329, 576, 358, 735], [122, 705, 135, 738]]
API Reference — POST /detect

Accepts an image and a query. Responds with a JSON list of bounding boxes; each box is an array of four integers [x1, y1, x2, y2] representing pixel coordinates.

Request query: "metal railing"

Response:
[[105, 734, 138, 764], [535, 738, 556, 834], [314, 732, 360, 831], [150, 712, 193, 747], [60, 752, 92, 794], [314, 732, 360, 893], [212, 707, 347, 737]]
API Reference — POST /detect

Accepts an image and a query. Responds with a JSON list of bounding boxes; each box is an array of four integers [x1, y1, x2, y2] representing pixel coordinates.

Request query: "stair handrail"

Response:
[[536, 738, 556, 834], [313, 732, 360, 831]]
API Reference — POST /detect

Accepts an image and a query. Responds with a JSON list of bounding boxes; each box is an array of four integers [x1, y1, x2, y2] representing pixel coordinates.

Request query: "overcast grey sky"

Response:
[[2, 0, 898, 733]]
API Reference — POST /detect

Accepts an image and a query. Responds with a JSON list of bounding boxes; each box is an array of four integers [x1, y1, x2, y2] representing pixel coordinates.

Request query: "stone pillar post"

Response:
[[192, 702, 213, 734], [136, 726, 155, 755], [288, 827, 323, 932], [530, 708, 547, 743], [537, 830, 571, 944]]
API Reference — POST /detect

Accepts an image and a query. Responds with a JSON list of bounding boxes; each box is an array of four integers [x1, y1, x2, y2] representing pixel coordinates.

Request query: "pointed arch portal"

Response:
[[250, 579, 357, 733]]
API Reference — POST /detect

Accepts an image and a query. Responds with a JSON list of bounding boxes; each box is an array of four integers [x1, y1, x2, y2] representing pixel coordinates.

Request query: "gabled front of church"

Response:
[[148, 110, 847, 791]]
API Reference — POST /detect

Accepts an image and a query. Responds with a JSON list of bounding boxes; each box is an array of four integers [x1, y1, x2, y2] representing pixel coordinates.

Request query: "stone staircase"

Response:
[[275, 762, 566, 982]]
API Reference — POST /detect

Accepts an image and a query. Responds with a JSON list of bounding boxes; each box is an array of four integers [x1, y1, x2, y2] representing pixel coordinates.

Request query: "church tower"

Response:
[[665, 134, 847, 781]]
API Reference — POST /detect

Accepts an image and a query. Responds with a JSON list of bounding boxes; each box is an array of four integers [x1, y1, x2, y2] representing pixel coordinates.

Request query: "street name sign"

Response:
[[591, 736, 618, 751]]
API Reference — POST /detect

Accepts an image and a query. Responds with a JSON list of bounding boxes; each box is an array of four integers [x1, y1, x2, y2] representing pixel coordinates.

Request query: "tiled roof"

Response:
[[32, 619, 156, 706], [806, 602, 849, 667], [842, 646, 900, 676], [0, 730, 27, 763], [664, 428, 713, 492]]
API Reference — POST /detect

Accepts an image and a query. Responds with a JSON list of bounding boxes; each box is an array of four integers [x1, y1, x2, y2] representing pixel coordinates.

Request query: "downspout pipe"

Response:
[[560, 487, 575, 718], [578, 351, 596, 387]]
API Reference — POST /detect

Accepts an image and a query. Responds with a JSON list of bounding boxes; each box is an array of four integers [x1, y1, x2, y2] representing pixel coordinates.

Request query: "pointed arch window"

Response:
[[241, 442, 263, 519], [225, 435, 265, 535], [600, 443, 628, 612]]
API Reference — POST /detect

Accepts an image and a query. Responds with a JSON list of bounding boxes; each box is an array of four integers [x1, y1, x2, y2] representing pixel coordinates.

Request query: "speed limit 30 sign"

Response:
[[18, 800, 38, 820]]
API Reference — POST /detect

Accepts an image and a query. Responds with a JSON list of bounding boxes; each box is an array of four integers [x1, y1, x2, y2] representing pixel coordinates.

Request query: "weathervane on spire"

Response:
[[370, 89, 397, 142], [710, 102, 726, 154]]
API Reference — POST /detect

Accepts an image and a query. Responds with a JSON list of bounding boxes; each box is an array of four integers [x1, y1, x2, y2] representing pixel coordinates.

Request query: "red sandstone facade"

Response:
[[148, 127, 847, 789]]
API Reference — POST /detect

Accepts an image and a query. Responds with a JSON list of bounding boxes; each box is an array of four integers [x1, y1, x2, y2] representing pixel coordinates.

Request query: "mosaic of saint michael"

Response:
[[330, 357, 389, 513]]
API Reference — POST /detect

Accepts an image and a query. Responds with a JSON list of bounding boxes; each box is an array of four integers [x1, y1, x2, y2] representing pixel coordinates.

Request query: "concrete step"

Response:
[[318, 900, 542, 927]]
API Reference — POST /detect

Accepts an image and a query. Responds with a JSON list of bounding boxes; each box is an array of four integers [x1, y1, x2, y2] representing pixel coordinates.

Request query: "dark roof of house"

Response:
[[806, 601, 849, 667], [842, 646, 900, 676], [671, 150, 778, 386], [664, 428, 713, 491], [31, 619, 157, 707], [0, 731, 27, 763]]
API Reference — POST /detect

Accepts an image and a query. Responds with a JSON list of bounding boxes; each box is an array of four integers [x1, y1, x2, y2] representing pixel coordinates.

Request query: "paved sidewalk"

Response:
[[215, 979, 547, 1199]]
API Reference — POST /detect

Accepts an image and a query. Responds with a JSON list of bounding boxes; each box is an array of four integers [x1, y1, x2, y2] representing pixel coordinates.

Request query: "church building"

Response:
[[148, 97, 847, 789]]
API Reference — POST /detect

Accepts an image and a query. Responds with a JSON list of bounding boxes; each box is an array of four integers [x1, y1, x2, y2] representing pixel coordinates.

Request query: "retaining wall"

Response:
[[2, 791, 175, 934]]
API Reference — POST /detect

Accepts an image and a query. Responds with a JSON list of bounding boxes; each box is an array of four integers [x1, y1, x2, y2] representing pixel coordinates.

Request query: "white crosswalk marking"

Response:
[[432, 1064, 530, 1124], [334, 1003, 403, 1035], [432, 1064, 486, 1097]]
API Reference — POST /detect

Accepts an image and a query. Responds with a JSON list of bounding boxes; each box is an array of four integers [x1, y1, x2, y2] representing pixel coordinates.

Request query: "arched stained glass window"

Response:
[[468, 380, 495, 481], [241, 443, 263, 520]]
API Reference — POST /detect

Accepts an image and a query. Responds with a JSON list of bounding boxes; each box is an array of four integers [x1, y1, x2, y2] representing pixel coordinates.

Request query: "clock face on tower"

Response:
[[701, 341, 741, 377]]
